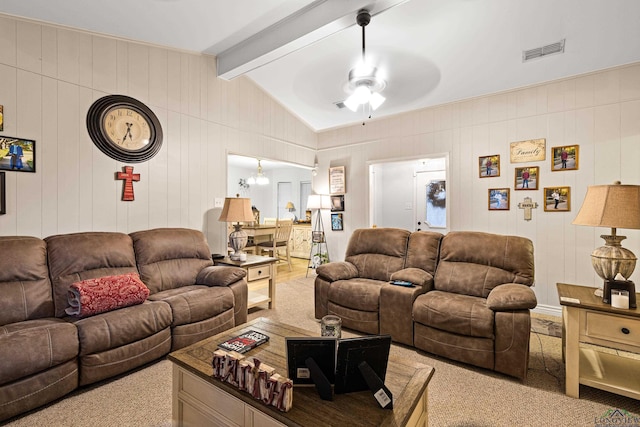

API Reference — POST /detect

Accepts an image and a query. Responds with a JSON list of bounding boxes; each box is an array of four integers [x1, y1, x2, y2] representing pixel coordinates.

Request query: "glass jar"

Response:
[[320, 315, 342, 338]]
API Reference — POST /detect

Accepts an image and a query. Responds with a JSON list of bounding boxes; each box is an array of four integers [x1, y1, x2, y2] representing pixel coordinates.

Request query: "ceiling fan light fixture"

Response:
[[343, 9, 386, 117], [369, 91, 385, 110], [344, 96, 360, 112]]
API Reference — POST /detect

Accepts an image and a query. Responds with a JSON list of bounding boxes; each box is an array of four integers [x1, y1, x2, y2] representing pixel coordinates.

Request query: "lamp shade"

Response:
[[218, 196, 254, 223], [573, 182, 640, 282], [285, 201, 295, 211], [307, 194, 332, 210], [572, 183, 640, 230]]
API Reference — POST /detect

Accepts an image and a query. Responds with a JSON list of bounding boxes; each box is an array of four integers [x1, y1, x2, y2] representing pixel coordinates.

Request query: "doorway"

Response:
[[368, 154, 449, 232]]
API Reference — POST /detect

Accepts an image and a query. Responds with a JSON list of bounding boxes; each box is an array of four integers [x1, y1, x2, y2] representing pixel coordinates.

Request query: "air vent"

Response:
[[523, 39, 565, 62], [334, 101, 346, 109]]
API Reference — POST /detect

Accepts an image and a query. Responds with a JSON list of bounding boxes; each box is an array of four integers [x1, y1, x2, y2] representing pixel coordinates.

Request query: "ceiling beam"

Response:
[[216, 0, 409, 80]]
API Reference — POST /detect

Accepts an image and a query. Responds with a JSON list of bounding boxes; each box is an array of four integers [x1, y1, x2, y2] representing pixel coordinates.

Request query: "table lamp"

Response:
[[572, 181, 640, 303], [286, 201, 297, 221], [218, 194, 255, 261]]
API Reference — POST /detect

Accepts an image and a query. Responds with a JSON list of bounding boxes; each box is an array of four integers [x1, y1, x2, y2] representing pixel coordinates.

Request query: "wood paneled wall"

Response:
[[0, 14, 317, 254], [317, 63, 640, 313]]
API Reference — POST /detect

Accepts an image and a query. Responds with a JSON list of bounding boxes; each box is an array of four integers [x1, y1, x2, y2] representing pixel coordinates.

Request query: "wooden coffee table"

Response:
[[168, 318, 435, 426]]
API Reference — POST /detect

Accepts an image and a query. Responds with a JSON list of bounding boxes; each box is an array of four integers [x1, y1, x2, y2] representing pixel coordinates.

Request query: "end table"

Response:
[[557, 283, 640, 399], [215, 255, 277, 309]]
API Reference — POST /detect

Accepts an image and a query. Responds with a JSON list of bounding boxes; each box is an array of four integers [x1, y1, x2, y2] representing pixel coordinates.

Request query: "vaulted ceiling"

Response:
[[1, 0, 639, 131]]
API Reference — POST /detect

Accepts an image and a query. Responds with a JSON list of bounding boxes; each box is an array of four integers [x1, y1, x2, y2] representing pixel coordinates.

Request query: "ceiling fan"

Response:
[[343, 9, 386, 115]]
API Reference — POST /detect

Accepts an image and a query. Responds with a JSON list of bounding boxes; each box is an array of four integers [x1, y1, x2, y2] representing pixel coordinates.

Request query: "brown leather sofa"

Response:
[[314, 228, 536, 380], [0, 228, 248, 422]]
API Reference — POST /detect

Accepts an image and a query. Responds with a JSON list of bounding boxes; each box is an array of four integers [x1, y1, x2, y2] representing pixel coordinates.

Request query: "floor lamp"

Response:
[[307, 194, 331, 277]]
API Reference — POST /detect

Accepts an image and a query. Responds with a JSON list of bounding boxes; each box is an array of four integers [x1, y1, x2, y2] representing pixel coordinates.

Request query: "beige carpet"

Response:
[[4, 277, 640, 427]]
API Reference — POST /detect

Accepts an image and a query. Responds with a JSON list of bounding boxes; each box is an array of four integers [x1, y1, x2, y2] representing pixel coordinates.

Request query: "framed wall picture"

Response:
[[330, 195, 344, 212], [329, 166, 346, 195], [544, 186, 571, 211], [0, 172, 5, 214], [551, 145, 579, 171], [514, 166, 539, 190], [0, 136, 36, 172], [479, 155, 500, 178], [0, 105, 4, 131], [510, 138, 546, 163], [488, 188, 510, 210], [331, 213, 344, 231]]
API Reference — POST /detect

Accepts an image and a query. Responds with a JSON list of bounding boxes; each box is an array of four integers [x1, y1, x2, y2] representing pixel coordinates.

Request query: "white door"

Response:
[[415, 170, 447, 232]]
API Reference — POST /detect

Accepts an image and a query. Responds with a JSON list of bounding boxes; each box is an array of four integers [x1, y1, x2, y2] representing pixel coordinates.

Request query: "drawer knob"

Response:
[[621, 327, 630, 335], [258, 270, 262, 275]]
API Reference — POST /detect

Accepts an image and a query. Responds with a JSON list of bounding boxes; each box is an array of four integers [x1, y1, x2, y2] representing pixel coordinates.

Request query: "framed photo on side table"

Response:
[[479, 155, 500, 178], [544, 186, 571, 211], [331, 213, 344, 231], [488, 188, 510, 210], [551, 145, 579, 171], [514, 166, 539, 190]]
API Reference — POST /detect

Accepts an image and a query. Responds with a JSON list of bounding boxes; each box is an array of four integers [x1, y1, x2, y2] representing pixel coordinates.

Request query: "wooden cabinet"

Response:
[[289, 224, 312, 259]]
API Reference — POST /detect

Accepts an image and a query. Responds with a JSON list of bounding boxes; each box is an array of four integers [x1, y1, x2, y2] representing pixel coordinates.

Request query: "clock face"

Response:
[[87, 95, 163, 163], [103, 107, 152, 151]]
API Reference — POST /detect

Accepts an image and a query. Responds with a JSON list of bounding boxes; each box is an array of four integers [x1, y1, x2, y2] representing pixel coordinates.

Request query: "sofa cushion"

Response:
[[413, 291, 494, 339], [66, 273, 150, 317], [46, 232, 139, 318], [72, 301, 172, 356], [130, 228, 214, 294], [434, 231, 534, 298], [344, 228, 410, 281], [0, 236, 53, 325], [328, 278, 383, 312], [405, 231, 443, 276], [0, 319, 78, 385], [149, 285, 234, 326]]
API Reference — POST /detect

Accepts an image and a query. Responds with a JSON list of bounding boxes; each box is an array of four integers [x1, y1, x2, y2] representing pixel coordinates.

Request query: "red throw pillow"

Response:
[[66, 273, 150, 317]]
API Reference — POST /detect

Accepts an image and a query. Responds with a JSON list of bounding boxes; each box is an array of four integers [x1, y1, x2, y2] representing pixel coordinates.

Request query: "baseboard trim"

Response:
[[533, 304, 561, 318]]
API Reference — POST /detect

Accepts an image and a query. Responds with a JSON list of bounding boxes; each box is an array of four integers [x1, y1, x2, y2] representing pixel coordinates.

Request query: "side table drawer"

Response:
[[248, 265, 271, 282], [584, 311, 640, 347]]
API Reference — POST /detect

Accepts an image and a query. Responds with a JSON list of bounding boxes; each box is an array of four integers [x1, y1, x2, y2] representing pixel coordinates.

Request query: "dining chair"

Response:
[[257, 219, 294, 270]]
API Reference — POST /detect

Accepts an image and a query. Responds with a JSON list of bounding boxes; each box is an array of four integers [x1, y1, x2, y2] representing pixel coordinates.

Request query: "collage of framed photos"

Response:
[[481, 139, 578, 212], [329, 166, 345, 231]]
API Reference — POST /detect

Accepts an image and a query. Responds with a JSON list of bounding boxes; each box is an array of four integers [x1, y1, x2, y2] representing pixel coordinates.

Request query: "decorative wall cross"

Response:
[[116, 166, 140, 201], [517, 197, 538, 221]]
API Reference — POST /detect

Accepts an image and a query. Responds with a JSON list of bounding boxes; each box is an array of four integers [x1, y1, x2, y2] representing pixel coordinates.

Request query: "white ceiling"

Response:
[[1, 0, 639, 131]]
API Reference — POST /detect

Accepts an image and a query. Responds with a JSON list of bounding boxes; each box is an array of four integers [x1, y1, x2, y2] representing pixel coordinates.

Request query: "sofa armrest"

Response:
[[390, 268, 433, 290], [487, 284, 537, 311], [196, 266, 247, 287], [316, 262, 358, 282]]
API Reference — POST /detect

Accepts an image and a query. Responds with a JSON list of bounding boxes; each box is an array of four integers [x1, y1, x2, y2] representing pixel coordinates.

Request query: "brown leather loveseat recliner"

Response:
[[314, 228, 537, 380], [0, 227, 248, 422]]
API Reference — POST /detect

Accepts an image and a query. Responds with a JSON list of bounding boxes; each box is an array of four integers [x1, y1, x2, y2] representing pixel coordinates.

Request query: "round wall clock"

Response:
[[87, 95, 163, 163]]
